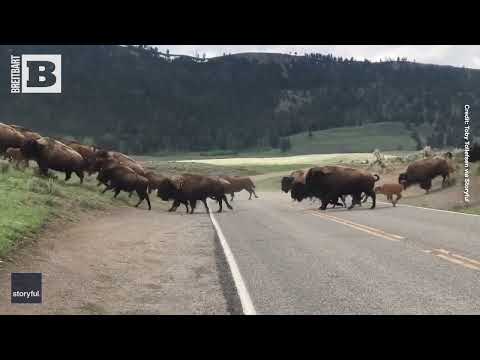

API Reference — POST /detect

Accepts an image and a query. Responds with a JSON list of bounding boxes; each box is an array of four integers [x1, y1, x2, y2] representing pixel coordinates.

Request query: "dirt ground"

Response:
[[0, 202, 237, 315], [369, 161, 480, 210]]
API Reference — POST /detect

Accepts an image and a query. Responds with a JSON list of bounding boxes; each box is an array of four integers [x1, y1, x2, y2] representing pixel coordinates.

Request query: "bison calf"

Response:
[[5, 147, 28, 169], [374, 183, 403, 207]]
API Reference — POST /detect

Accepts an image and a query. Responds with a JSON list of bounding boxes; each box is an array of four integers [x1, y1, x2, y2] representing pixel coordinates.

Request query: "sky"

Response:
[[153, 45, 480, 69]]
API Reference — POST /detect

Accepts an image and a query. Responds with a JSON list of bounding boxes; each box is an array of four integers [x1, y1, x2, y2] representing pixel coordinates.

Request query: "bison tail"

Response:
[[374, 174, 380, 182]]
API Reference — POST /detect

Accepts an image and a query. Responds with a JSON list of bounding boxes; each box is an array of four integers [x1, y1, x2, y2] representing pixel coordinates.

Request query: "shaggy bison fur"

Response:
[[156, 174, 233, 214], [21, 137, 86, 183], [219, 175, 258, 200], [0, 123, 25, 154], [299, 166, 380, 210], [98, 163, 151, 210], [398, 157, 454, 193]]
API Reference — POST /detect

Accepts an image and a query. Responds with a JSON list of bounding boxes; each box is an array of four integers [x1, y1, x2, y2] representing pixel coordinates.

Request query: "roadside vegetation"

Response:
[[0, 163, 127, 257]]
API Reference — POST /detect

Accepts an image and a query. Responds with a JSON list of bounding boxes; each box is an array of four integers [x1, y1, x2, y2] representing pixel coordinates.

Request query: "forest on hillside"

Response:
[[1, 45, 479, 154]]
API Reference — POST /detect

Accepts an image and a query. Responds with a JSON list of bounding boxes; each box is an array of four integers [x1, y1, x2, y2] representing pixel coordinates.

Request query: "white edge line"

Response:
[[209, 211, 257, 315], [376, 201, 480, 217]]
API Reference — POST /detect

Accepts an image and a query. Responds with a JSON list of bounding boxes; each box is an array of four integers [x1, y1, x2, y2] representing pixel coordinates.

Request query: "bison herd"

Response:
[[0, 123, 258, 213], [1, 122, 479, 214], [281, 150, 471, 210]]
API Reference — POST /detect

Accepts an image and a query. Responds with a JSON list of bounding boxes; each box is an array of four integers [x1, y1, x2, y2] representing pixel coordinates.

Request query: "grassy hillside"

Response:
[[285, 122, 418, 155], [0, 164, 128, 258], [1, 45, 479, 154]]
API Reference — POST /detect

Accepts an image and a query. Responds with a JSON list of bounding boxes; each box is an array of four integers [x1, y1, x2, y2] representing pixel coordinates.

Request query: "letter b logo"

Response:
[[21, 55, 61, 93]]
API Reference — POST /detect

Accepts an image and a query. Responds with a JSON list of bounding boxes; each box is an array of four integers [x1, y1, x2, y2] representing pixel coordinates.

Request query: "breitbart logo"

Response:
[[11, 54, 61, 93]]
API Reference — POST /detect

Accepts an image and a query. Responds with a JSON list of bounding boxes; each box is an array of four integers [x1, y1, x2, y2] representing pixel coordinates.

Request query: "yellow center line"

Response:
[[306, 209, 480, 273], [308, 211, 404, 242], [431, 249, 480, 270]]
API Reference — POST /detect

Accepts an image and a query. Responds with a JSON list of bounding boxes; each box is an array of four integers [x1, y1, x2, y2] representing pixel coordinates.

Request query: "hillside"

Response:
[[1, 45, 479, 154], [285, 122, 418, 154]]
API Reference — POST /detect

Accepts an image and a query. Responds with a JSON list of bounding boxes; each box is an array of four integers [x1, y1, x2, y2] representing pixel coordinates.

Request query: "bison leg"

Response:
[[168, 201, 179, 212], [421, 180, 432, 193], [230, 193, 235, 201], [190, 200, 198, 214], [319, 198, 329, 211], [135, 191, 151, 210], [75, 170, 84, 184], [134, 194, 145, 208], [222, 195, 233, 210], [65, 171, 72, 182], [216, 197, 223, 213], [201, 199, 209, 213], [248, 191, 252, 200], [184, 201, 189, 213], [252, 189, 258, 198], [113, 189, 121, 198], [348, 193, 362, 210], [367, 190, 376, 209], [394, 193, 402, 207]]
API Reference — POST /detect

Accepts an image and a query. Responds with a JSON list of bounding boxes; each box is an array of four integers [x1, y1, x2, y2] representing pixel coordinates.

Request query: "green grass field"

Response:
[[0, 163, 130, 258], [144, 122, 418, 160], [286, 122, 417, 155]]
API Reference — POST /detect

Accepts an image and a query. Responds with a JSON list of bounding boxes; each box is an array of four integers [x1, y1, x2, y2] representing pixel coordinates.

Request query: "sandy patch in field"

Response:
[[178, 153, 397, 166]]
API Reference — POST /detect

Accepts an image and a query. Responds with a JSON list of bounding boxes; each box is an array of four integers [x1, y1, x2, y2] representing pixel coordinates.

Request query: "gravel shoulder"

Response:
[[0, 203, 236, 315]]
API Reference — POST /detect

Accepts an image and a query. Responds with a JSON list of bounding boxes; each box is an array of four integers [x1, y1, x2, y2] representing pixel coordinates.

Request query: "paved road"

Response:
[[211, 192, 480, 314]]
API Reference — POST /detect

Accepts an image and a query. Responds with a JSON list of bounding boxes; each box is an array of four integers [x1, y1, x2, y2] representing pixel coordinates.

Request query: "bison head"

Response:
[[86, 150, 112, 174], [281, 176, 294, 193], [290, 182, 309, 202], [21, 139, 42, 160], [156, 178, 177, 201]]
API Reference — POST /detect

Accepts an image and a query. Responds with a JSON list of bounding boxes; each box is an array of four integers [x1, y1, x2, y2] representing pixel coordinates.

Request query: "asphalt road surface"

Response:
[[211, 192, 480, 314]]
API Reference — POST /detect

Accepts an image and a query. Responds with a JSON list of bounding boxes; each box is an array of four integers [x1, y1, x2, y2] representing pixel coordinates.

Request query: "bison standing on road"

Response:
[[97, 161, 151, 210], [21, 137, 86, 183], [282, 169, 347, 208], [156, 174, 233, 214], [219, 175, 258, 200], [398, 157, 453, 193], [300, 166, 379, 210], [0, 123, 25, 154]]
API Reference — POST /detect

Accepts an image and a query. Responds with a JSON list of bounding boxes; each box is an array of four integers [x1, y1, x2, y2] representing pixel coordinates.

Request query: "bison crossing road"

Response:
[[0, 122, 260, 213]]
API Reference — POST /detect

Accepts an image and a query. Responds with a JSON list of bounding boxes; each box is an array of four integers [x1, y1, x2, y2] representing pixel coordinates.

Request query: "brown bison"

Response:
[[156, 174, 233, 214], [282, 169, 346, 208], [398, 157, 453, 193], [87, 149, 146, 177], [144, 171, 168, 194], [8, 125, 42, 141], [219, 175, 258, 200], [470, 143, 480, 163], [4, 147, 29, 168], [58, 139, 97, 162], [0, 123, 25, 154], [97, 162, 151, 210], [299, 166, 379, 210], [21, 137, 86, 183]]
